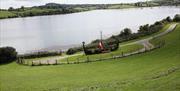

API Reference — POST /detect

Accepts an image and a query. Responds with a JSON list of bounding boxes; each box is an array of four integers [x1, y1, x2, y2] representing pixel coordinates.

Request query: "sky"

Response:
[[0, 0, 150, 9]]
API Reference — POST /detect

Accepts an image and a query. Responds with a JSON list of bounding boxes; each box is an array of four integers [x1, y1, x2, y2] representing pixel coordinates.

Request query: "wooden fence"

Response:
[[17, 41, 165, 66]]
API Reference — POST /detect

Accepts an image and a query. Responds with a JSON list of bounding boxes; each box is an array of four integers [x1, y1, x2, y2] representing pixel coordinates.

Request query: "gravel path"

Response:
[[121, 24, 177, 49]]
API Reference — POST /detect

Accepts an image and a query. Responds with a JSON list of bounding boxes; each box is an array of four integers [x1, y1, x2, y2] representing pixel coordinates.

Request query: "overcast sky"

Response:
[[0, 0, 151, 9]]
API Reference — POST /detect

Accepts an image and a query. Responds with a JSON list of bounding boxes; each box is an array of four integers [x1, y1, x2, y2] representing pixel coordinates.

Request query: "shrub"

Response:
[[0, 47, 17, 64], [119, 28, 132, 37], [166, 16, 172, 22], [66, 48, 77, 55], [8, 7, 14, 11], [173, 14, 180, 22], [19, 51, 62, 59]]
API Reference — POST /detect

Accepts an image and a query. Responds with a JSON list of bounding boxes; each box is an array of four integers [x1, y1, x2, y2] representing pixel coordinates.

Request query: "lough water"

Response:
[[0, 6, 179, 54]]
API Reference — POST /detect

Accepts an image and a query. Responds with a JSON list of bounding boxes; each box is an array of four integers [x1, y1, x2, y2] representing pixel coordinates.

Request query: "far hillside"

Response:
[[0, 0, 179, 19]]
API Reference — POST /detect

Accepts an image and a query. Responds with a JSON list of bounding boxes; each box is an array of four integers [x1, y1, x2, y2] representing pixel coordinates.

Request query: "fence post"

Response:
[[19, 59, 21, 64], [22, 59, 25, 64], [39, 60, 41, 65], [55, 60, 57, 65], [59, 60, 61, 65], [163, 41, 165, 47], [130, 49, 133, 55], [122, 52, 124, 57], [99, 55, 101, 61], [16, 58, 19, 64], [111, 53, 114, 59], [47, 60, 49, 65], [138, 47, 141, 54], [24, 59, 27, 65], [112, 54, 115, 59], [159, 41, 161, 48], [32, 61, 34, 66], [86, 56, 89, 63], [20, 59, 22, 64], [77, 58, 79, 64], [145, 47, 147, 52], [67, 58, 69, 64]]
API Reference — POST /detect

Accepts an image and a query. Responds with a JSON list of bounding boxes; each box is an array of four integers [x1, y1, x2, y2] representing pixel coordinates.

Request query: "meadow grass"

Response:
[[0, 24, 179, 91], [0, 11, 17, 19], [107, 4, 136, 9]]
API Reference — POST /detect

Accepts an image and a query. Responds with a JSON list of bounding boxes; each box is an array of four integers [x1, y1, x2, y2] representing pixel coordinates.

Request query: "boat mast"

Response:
[[100, 31, 102, 43]]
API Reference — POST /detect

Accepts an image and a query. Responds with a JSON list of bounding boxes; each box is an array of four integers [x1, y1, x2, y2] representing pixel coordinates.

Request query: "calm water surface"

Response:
[[0, 6, 179, 54]]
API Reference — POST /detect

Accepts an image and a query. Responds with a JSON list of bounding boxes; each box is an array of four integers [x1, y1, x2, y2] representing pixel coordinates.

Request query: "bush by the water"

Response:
[[66, 48, 77, 55], [0, 47, 17, 64], [173, 14, 180, 22]]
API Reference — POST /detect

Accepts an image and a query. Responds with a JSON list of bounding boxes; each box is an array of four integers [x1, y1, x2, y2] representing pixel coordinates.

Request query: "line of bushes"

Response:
[[0, 46, 63, 64], [18, 51, 62, 59]]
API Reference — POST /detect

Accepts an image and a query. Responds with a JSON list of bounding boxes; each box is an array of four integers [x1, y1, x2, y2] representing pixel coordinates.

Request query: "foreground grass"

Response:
[[0, 24, 180, 91]]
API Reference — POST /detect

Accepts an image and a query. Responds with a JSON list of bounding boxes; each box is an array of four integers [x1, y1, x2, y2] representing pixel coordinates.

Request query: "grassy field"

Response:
[[0, 24, 179, 91], [0, 11, 17, 19], [107, 4, 136, 9]]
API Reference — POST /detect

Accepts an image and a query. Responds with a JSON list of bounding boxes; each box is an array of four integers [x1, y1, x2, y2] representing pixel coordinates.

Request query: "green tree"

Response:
[[0, 47, 17, 64], [8, 7, 14, 11], [20, 6, 25, 11], [138, 24, 149, 33], [119, 28, 132, 37], [166, 16, 172, 22], [66, 48, 77, 55], [173, 14, 180, 22], [124, 28, 132, 36]]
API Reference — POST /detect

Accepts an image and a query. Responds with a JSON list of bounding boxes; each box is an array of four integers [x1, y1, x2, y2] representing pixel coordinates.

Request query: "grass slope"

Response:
[[0, 24, 180, 91], [0, 11, 17, 19]]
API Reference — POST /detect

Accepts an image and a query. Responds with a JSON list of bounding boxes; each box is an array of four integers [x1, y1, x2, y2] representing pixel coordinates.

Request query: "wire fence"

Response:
[[16, 41, 165, 66]]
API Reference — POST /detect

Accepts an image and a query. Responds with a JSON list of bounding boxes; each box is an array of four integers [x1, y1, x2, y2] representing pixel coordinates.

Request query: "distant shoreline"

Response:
[[0, 0, 179, 19], [0, 6, 179, 21], [18, 44, 81, 55]]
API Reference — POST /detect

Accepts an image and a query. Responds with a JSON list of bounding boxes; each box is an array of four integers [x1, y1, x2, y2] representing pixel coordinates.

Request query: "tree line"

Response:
[[18, 51, 62, 59]]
